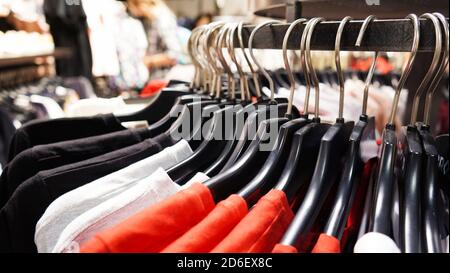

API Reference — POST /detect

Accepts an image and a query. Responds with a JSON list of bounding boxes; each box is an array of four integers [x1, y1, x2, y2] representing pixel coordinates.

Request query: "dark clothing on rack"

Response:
[[0, 127, 158, 208], [63, 77, 96, 99], [8, 114, 127, 162], [0, 109, 16, 169], [0, 133, 175, 253], [43, 0, 93, 81], [0, 17, 15, 32]]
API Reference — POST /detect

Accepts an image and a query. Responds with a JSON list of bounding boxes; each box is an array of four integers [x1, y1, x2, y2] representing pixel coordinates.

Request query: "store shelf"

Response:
[[0, 48, 72, 69], [234, 18, 448, 52]]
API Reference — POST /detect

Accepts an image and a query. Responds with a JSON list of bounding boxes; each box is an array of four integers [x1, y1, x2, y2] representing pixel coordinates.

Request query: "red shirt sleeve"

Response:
[[161, 195, 248, 253], [311, 234, 341, 253], [272, 244, 298, 253], [211, 190, 294, 253], [81, 183, 215, 253]]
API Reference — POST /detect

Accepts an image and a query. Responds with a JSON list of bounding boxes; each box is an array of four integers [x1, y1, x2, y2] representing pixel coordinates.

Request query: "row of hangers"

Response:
[[114, 13, 448, 252]]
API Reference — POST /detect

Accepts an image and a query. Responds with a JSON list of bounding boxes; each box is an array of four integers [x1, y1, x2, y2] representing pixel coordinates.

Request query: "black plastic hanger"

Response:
[[398, 125, 424, 253], [418, 12, 449, 253], [218, 21, 292, 172], [237, 18, 312, 206], [369, 14, 420, 238], [117, 26, 220, 128], [322, 15, 380, 241], [279, 17, 354, 248], [203, 21, 297, 202], [205, 117, 289, 202], [200, 24, 250, 177], [203, 23, 292, 176], [168, 23, 250, 182], [161, 24, 230, 150], [355, 161, 378, 242], [398, 13, 443, 253], [420, 127, 445, 253], [275, 18, 342, 204], [218, 101, 291, 172], [115, 83, 192, 124], [168, 104, 236, 184], [167, 23, 243, 183]]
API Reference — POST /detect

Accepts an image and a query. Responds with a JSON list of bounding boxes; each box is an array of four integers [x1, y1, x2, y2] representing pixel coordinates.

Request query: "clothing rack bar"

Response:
[[234, 18, 448, 52]]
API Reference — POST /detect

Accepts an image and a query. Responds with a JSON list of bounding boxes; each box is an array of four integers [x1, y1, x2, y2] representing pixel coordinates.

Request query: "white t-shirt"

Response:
[[53, 168, 209, 253], [354, 232, 401, 253], [65, 97, 127, 117], [30, 95, 65, 119], [35, 140, 193, 253]]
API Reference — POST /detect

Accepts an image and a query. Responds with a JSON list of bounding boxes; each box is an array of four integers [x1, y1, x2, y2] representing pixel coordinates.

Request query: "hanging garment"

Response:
[[0, 133, 173, 253], [35, 140, 192, 253], [111, 4, 149, 89], [0, 128, 152, 208], [29, 95, 65, 119], [80, 183, 215, 253], [80, 185, 294, 254], [272, 244, 299, 253], [63, 77, 97, 99], [52, 169, 209, 253], [7, 114, 127, 161], [81, 0, 121, 78], [43, 0, 93, 81], [65, 97, 127, 117], [353, 232, 401, 253], [0, 108, 15, 170], [208, 190, 294, 253]]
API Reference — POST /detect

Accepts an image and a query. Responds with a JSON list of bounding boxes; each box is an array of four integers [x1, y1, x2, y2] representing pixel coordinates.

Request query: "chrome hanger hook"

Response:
[[193, 26, 211, 91], [195, 25, 214, 92], [282, 18, 308, 116], [204, 22, 225, 98], [305, 17, 325, 119], [388, 14, 420, 126], [227, 23, 248, 102], [424, 13, 449, 126], [335, 16, 353, 121], [355, 15, 380, 117], [187, 28, 201, 89], [300, 18, 315, 117], [249, 20, 281, 102], [238, 22, 260, 99], [410, 13, 442, 125], [215, 24, 236, 101]]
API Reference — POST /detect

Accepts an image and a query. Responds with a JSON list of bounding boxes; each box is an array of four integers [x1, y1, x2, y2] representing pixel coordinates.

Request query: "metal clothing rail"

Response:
[[233, 18, 448, 52]]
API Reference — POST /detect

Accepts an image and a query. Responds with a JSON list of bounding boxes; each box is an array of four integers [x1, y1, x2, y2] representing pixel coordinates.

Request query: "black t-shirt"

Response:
[[0, 133, 175, 253], [0, 128, 156, 208], [0, 108, 16, 169], [8, 114, 127, 162]]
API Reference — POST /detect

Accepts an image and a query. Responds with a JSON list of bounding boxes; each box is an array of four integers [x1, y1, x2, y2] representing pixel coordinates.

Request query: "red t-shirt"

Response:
[[272, 244, 298, 253], [211, 190, 294, 253], [80, 183, 215, 253], [140, 80, 169, 98], [311, 234, 341, 253], [161, 195, 248, 253]]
